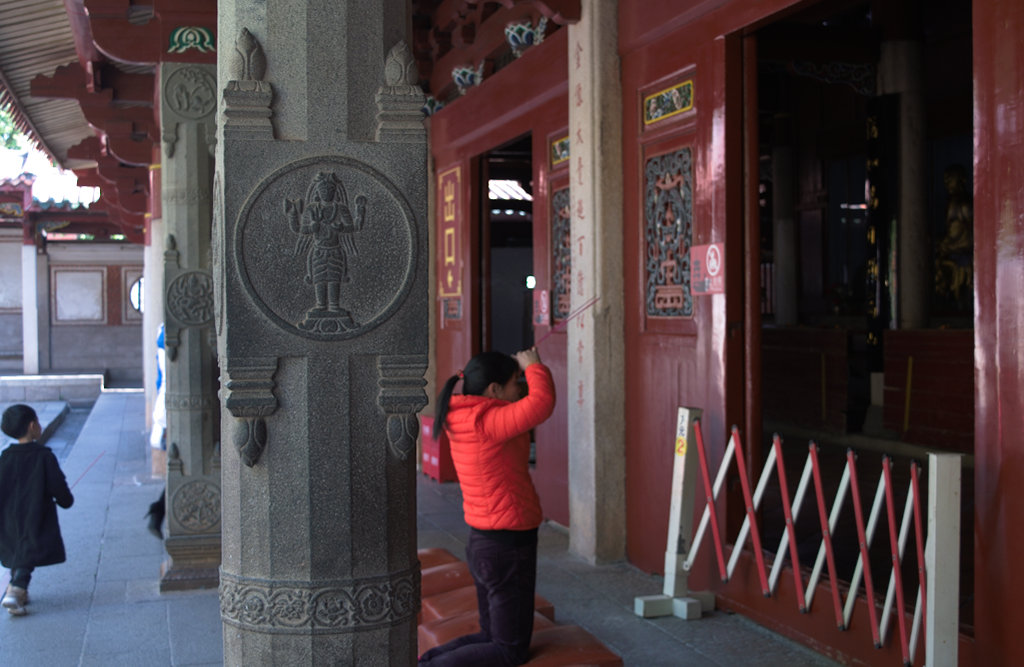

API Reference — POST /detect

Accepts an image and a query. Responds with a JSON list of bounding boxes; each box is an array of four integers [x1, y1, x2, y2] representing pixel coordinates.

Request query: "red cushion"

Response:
[[418, 547, 460, 570], [421, 561, 474, 598]]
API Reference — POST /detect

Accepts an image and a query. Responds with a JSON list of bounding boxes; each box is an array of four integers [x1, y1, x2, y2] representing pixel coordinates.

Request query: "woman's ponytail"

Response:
[[432, 352, 519, 440], [432, 373, 461, 439]]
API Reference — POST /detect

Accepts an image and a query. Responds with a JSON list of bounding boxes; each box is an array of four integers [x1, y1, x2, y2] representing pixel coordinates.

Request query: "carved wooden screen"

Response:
[[644, 146, 694, 319], [550, 186, 572, 322]]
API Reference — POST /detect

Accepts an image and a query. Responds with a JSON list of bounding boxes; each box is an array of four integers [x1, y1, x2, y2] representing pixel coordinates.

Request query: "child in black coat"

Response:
[[0, 404, 74, 616]]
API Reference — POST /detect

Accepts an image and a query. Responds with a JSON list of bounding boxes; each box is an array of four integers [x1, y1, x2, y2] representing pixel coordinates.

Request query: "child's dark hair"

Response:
[[433, 351, 520, 439], [1, 403, 38, 439]]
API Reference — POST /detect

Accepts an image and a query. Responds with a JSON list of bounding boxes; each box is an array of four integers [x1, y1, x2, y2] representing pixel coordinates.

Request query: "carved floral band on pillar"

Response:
[[223, 28, 274, 141], [224, 357, 279, 467], [163, 234, 215, 361], [375, 41, 426, 143], [220, 568, 419, 634], [377, 355, 428, 461]]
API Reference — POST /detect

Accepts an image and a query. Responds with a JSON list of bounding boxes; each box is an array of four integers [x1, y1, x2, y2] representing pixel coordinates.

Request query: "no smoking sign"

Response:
[[690, 243, 724, 295]]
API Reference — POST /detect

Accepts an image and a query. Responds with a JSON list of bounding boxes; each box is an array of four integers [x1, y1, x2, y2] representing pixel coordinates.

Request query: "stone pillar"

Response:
[[215, 2, 427, 663], [771, 114, 798, 327], [20, 229, 40, 375], [144, 156, 166, 433], [159, 62, 221, 591], [566, 0, 626, 564], [143, 212, 166, 477], [878, 40, 928, 328]]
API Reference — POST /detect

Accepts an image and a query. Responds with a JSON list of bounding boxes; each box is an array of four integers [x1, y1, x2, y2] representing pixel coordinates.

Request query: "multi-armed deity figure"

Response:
[[285, 172, 367, 332]]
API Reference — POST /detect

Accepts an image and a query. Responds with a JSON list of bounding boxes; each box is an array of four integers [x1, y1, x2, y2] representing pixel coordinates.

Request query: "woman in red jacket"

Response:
[[419, 348, 556, 666]]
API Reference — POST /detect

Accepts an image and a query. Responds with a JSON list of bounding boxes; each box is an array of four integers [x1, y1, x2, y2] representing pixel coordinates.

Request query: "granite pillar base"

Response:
[[160, 533, 221, 591]]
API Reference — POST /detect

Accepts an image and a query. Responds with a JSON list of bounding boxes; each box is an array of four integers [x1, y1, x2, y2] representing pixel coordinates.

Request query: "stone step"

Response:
[[0, 373, 106, 408]]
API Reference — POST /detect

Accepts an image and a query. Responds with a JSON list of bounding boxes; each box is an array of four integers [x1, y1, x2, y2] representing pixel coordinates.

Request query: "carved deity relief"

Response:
[[285, 172, 367, 333], [163, 234, 215, 361], [171, 480, 221, 532], [235, 157, 417, 341], [162, 64, 216, 158], [167, 271, 215, 326], [166, 67, 217, 119]]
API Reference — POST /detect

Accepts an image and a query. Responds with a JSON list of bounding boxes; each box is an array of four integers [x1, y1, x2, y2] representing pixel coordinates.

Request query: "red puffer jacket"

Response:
[[444, 363, 556, 531]]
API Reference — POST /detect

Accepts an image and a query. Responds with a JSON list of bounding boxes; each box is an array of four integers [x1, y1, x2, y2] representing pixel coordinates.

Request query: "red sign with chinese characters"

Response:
[[691, 243, 724, 295], [438, 166, 461, 298]]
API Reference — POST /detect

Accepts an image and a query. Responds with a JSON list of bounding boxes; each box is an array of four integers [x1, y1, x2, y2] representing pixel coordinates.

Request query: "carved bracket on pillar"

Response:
[[163, 234, 215, 362], [375, 41, 426, 143], [377, 355, 428, 461], [223, 29, 274, 141], [224, 357, 279, 467]]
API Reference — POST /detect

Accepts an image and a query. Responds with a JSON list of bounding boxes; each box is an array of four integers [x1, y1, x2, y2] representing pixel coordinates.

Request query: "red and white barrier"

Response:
[[634, 407, 961, 666]]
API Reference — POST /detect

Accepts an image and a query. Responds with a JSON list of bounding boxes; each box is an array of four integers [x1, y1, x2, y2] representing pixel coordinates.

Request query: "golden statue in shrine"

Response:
[[934, 164, 972, 304]]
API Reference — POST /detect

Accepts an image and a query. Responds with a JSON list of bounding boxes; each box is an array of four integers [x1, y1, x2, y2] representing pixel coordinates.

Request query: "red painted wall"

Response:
[[883, 330, 974, 450], [429, 30, 571, 525], [618, 1, 980, 664], [618, 0, 797, 588], [973, 0, 1024, 663]]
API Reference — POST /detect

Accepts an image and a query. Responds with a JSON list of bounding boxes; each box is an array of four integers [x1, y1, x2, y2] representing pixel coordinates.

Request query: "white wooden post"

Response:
[[925, 453, 961, 666], [634, 407, 713, 619]]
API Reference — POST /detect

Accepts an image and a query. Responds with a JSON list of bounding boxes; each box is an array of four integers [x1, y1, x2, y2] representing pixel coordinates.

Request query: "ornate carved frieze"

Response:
[[224, 357, 279, 467], [235, 157, 418, 340], [551, 187, 572, 321], [376, 41, 427, 143], [377, 355, 429, 461], [223, 29, 274, 141], [163, 234, 215, 360], [220, 568, 420, 635], [644, 148, 694, 318], [161, 64, 217, 158]]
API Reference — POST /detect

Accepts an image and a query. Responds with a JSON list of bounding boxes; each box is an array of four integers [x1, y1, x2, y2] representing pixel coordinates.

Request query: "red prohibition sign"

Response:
[[705, 245, 722, 277]]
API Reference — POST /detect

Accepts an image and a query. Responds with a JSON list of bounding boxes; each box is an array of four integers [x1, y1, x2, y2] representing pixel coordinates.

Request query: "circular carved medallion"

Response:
[[167, 271, 215, 326], [171, 480, 221, 532], [165, 67, 217, 120], [234, 156, 418, 340]]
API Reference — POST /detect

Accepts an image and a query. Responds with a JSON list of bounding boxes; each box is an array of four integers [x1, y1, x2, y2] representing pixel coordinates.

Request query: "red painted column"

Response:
[[973, 0, 1024, 663]]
